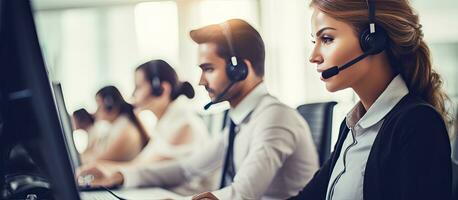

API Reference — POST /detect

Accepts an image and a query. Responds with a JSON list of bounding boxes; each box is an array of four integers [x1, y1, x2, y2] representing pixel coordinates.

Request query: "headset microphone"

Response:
[[321, 0, 388, 80], [203, 21, 248, 110], [321, 52, 370, 79], [204, 81, 236, 110]]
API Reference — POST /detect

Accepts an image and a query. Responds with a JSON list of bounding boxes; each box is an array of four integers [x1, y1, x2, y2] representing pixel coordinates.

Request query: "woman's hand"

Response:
[[76, 164, 124, 187], [192, 192, 219, 200]]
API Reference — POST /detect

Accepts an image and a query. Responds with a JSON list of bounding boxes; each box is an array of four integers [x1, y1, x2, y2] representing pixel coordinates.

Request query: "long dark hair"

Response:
[[72, 108, 94, 128], [310, 0, 451, 125], [136, 59, 195, 100], [96, 86, 149, 147]]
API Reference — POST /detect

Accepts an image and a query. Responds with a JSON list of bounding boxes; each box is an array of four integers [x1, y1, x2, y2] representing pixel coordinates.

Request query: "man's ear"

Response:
[[243, 59, 255, 77]]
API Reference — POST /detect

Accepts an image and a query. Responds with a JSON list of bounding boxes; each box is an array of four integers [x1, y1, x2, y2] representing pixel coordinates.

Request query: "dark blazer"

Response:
[[289, 94, 452, 200]]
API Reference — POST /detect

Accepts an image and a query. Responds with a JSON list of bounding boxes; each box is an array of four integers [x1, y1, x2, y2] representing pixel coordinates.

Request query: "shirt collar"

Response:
[[346, 74, 409, 129], [229, 82, 268, 125]]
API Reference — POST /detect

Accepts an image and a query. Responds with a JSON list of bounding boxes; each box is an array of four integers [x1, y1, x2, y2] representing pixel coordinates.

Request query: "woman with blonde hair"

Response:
[[290, 0, 452, 199]]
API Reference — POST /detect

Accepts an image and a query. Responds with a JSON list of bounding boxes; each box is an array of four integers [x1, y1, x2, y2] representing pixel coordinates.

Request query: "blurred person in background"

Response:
[[79, 60, 211, 195], [80, 85, 149, 164]]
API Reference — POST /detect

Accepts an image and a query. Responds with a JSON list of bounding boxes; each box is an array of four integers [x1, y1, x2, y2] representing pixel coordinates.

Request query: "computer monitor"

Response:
[[0, 92, 4, 190], [0, 0, 80, 199], [52, 82, 82, 171]]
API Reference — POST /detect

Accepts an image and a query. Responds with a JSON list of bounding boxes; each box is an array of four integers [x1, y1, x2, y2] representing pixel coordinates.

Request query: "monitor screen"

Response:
[[0, 0, 81, 199], [52, 82, 82, 171]]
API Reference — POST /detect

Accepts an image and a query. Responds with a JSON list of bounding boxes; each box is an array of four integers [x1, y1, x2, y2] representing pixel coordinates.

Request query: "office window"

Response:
[[134, 1, 179, 66], [35, 1, 179, 113], [197, 0, 259, 27], [430, 43, 458, 101], [36, 8, 102, 112]]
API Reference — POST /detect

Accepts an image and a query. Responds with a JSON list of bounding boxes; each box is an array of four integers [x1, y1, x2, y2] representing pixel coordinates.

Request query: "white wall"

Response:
[[33, 0, 458, 146]]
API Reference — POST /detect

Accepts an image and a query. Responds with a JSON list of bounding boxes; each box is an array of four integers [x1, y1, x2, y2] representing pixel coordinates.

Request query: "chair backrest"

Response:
[[452, 160, 458, 200], [297, 101, 337, 166]]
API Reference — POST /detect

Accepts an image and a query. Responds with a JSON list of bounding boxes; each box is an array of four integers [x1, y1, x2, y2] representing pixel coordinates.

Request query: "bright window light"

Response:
[[134, 1, 179, 65]]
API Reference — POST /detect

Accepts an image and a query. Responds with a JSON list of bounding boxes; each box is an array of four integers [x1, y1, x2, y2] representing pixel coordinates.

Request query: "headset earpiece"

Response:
[[150, 63, 164, 97], [103, 96, 114, 112], [220, 23, 248, 82], [151, 75, 163, 96], [359, 24, 388, 55], [226, 56, 248, 82]]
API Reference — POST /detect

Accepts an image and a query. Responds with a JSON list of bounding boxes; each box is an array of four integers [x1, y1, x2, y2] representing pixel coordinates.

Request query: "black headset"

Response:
[[103, 95, 114, 112], [359, 0, 388, 55], [321, 0, 388, 79], [220, 22, 249, 82], [204, 22, 249, 110], [150, 62, 164, 97]]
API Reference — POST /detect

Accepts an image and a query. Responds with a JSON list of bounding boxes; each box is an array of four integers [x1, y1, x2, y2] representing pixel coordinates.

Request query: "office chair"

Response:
[[452, 160, 458, 200], [297, 101, 337, 166]]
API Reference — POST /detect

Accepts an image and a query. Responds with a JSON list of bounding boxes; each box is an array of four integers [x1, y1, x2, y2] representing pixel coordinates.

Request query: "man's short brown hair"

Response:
[[190, 19, 265, 77]]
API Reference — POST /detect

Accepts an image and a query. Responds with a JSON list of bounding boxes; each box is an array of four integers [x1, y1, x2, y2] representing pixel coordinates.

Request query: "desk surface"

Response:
[[81, 187, 184, 199]]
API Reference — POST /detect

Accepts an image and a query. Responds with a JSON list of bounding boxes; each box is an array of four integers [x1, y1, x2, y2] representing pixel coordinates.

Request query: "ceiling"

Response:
[[31, 0, 458, 11], [32, 0, 458, 10], [32, 0, 173, 11]]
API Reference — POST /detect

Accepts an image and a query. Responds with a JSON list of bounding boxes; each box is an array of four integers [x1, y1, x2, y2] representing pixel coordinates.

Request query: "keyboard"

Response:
[[80, 187, 184, 200], [79, 185, 120, 191], [80, 191, 120, 200]]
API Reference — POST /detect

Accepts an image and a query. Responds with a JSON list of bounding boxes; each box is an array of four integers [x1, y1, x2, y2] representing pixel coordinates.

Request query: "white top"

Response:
[[120, 82, 320, 200], [325, 75, 409, 200], [90, 116, 141, 161], [135, 98, 209, 161]]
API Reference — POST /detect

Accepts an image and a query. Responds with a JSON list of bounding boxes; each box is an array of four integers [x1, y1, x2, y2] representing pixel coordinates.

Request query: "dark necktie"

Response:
[[219, 120, 237, 189]]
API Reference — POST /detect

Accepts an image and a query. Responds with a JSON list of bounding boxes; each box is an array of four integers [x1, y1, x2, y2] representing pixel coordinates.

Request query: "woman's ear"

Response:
[[161, 82, 172, 98]]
